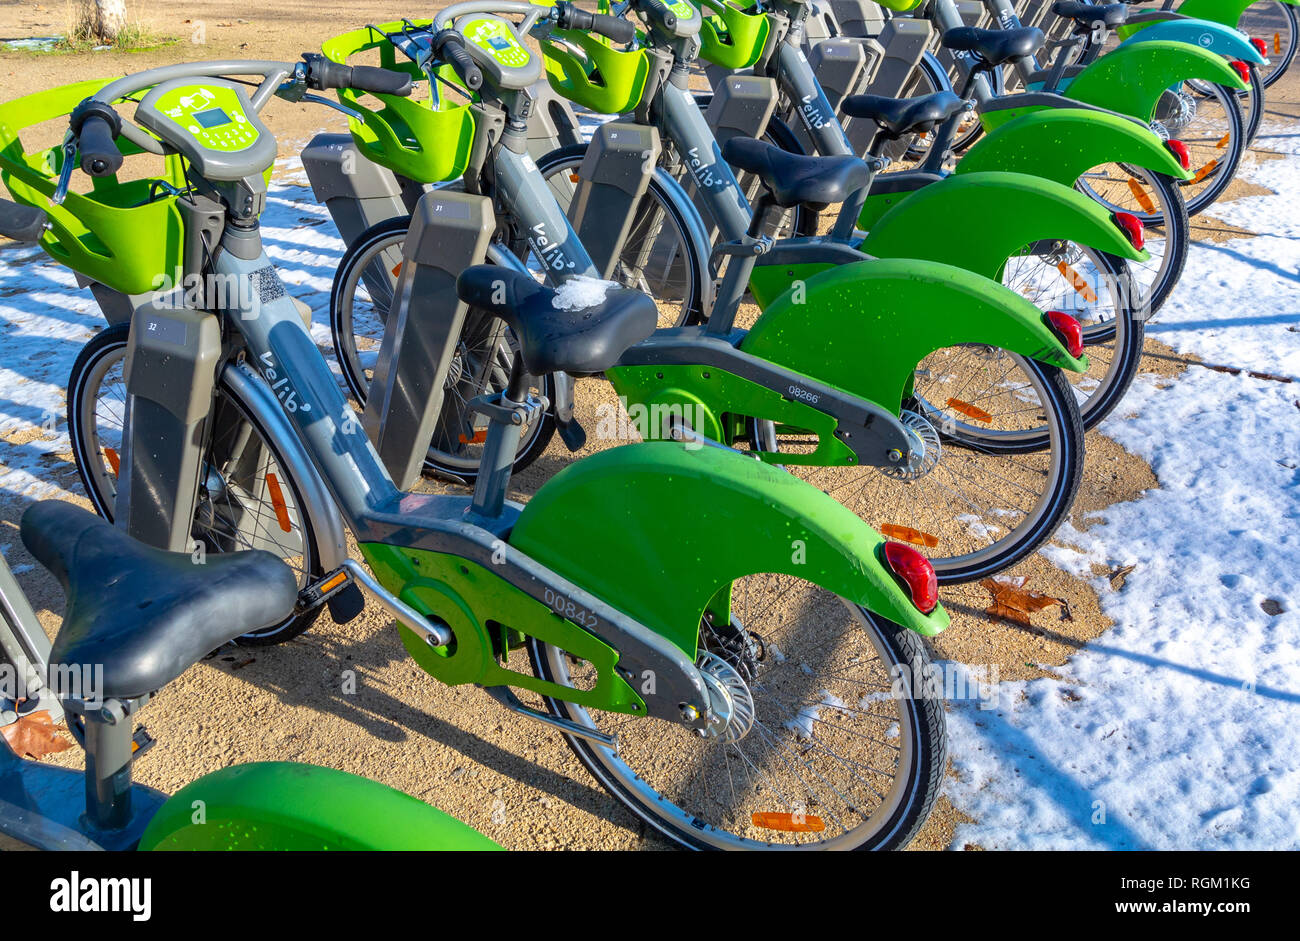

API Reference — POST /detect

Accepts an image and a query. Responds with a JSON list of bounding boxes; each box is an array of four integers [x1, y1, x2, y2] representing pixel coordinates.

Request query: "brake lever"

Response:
[[51, 139, 77, 207]]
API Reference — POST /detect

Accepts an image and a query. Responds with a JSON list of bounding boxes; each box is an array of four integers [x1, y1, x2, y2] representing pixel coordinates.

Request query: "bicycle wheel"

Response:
[[1151, 79, 1245, 216], [535, 145, 709, 326], [66, 324, 323, 644], [1187, 61, 1264, 147], [1241, 0, 1299, 89], [1075, 166, 1189, 316], [329, 216, 557, 485], [1001, 245, 1144, 430], [530, 576, 946, 850], [754, 355, 1084, 583]]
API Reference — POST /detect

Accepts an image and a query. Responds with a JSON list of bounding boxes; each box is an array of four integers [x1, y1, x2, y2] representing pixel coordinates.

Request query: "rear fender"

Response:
[[509, 442, 950, 651], [739, 258, 1086, 417], [1168, 0, 1297, 30], [1116, 17, 1266, 63], [1061, 39, 1247, 122], [860, 171, 1146, 283], [139, 762, 502, 850], [957, 107, 1191, 184]]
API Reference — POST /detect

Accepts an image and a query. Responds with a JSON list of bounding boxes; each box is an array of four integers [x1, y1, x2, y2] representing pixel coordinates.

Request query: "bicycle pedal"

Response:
[[299, 568, 363, 624], [130, 726, 155, 759]]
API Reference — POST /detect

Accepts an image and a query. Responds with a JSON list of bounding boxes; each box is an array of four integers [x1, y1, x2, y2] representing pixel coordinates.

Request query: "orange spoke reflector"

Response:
[[103, 447, 120, 476], [392, 262, 403, 278], [946, 397, 993, 423], [266, 472, 293, 533], [1126, 177, 1156, 213], [1191, 159, 1219, 184], [751, 812, 825, 833], [880, 524, 940, 548], [1215, 133, 1230, 150], [1056, 262, 1097, 302], [569, 172, 580, 183], [1276, 33, 1282, 55], [458, 429, 488, 445]]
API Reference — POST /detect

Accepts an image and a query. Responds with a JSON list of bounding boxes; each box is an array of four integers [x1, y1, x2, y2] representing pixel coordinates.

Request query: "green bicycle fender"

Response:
[[859, 171, 1146, 282], [1061, 40, 1247, 122], [740, 258, 1086, 416], [510, 442, 950, 657], [956, 108, 1191, 184], [1115, 18, 1266, 62], [138, 762, 502, 850]]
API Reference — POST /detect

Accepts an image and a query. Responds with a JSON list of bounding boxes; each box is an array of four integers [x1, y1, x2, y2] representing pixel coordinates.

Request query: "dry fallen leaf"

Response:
[[981, 576, 1069, 626], [1109, 563, 1137, 591], [1, 709, 73, 760]]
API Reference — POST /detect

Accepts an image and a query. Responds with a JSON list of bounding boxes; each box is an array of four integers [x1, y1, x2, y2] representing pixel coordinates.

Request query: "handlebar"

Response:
[[431, 30, 484, 90], [70, 101, 125, 178], [632, 0, 678, 33], [300, 53, 414, 96], [555, 1, 637, 44]]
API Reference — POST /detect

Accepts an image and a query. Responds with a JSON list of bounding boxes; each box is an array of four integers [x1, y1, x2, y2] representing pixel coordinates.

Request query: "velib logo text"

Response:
[[50, 871, 151, 922]]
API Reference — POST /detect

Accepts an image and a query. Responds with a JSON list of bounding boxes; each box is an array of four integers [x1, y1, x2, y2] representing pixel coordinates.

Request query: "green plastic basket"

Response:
[[0, 79, 186, 296], [322, 22, 477, 184], [878, 0, 924, 11], [693, 0, 772, 70], [541, 28, 651, 114]]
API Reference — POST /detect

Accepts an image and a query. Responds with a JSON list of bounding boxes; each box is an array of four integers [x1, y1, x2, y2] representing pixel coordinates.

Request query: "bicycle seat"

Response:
[[20, 501, 298, 702], [1052, 1, 1128, 28], [842, 91, 967, 139], [941, 26, 1045, 65], [455, 267, 658, 377], [721, 137, 871, 210]]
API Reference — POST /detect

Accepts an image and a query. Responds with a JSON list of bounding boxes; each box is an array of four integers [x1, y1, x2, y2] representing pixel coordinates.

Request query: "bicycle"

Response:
[[324, 4, 1093, 583], [0, 52, 955, 849], [0, 500, 500, 850]]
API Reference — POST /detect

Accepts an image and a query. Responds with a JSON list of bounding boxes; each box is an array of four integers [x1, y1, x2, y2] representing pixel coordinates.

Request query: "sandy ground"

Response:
[[1, 0, 1297, 850]]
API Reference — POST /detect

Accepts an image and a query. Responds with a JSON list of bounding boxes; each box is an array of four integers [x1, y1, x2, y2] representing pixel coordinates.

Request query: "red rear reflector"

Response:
[[1250, 37, 1267, 58], [752, 812, 825, 832], [1229, 60, 1250, 84], [1112, 211, 1145, 251], [945, 398, 992, 423], [1046, 310, 1085, 359], [880, 524, 939, 548], [265, 472, 293, 533], [883, 542, 939, 614], [1165, 139, 1190, 171]]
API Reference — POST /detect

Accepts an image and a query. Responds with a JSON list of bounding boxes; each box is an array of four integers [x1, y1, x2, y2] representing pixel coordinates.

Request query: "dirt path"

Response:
[[1, 1, 1295, 849]]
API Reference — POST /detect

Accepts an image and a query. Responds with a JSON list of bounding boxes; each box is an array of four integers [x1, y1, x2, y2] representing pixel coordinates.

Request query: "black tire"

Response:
[[328, 216, 558, 486], [67, 324, 323, 645], [1076, 168, 1189, 318], [529, 602, 946, 850], [1240, 0, 1298, 90], [1160, 80, 1245, 217], [535, 144, 710, 325], [762, 354, 1084, 583], [1002, 247, 1144, 431]]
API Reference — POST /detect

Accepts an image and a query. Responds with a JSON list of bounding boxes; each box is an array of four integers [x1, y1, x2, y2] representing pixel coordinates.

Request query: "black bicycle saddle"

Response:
[[455, 266, 659, 377], [1052, 1, 1129, 28], [842, 91, 967, 139], [21, 501, 298, 702], [721, 137, 871, 210], [941, 26, 1045, 65]]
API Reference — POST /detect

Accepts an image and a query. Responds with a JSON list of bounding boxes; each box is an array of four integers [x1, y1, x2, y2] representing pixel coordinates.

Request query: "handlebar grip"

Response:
[[638, 0, 678, 32], [348, 65, 414, 97], [70, 101, 124, 178], [0, 198, 48, 243], [434, 32, 484, 91], [590, 14, 637, 44]]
